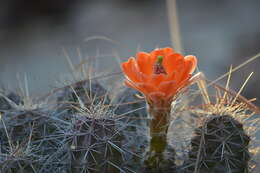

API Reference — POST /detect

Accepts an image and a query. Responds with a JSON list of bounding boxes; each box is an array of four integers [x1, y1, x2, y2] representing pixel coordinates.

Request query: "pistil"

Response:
[[153, 56, 167, 75]]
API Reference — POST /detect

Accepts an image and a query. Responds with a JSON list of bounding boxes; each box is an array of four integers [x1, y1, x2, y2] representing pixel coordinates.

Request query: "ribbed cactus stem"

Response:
[[143, 103, 175, 172], [148, 105, 171, 153]]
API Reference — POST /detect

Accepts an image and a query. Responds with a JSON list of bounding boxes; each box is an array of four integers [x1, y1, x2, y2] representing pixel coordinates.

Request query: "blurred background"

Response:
[[0, 0, 259, 105]]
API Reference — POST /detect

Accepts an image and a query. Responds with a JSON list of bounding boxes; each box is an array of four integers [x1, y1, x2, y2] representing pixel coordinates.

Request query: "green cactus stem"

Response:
[[149, 106, 170, 153], [143, 104, 176, 172]]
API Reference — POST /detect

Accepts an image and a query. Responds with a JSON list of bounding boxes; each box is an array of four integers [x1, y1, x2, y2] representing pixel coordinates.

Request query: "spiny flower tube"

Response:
[[121, 47, 197, 171]]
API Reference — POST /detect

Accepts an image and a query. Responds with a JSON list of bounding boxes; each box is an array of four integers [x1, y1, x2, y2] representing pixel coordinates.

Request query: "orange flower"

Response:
[[121, 47, 197, 107]]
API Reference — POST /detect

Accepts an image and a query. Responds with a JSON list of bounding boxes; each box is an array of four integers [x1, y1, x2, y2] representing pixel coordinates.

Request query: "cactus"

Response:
[[48, 79, 110, 112], [0, 78, 150, 173], [113, 87, 149, 171], [142, 105, 177, 173], [49, 79, 138, 172], [143, 144, 176, 173], [114, 88, 147, 132], [114, 88, 178, 172], [0, 92, 22, 110], [0, 88, 72, 173], [0, 108, 69, 173], [67, 105, 125, 172], [184, 114, 250, 173]]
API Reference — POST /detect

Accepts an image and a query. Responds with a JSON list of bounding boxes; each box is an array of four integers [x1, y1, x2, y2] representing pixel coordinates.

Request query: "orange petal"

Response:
[[150, 49, 164, 65], [163, 53, 184, 74], [165, 71, 176, 81], [178, 56, 197, 82], [139, 72, 149, 83], [136, 52, 153, 75], [137, 83, 157, 95], [170, 55, 186, 83], [162, 47, 175, 56], [158, 81, 177, 97], [172, 77, 190, 95], [124, 80, 140, 91], [121, 57, 141, 82], [184, 55, 197, 74], [125, 80, 157, 96], [150, 74, 167, 86]]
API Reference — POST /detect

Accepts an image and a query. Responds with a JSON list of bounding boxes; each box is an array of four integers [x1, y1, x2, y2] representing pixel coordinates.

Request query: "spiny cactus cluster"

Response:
[[0, 100, 69, 172], [50, 79, 110, 112], [0, 76, 258, 172], [0, 79, 148, 173], [113, 88, 149, 171], [67, 106, 124, 172], [184, 114, 250, 173]]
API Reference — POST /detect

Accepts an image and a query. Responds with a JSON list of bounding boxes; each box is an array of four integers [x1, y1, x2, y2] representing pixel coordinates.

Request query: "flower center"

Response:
[[153, 55, 167, 74]]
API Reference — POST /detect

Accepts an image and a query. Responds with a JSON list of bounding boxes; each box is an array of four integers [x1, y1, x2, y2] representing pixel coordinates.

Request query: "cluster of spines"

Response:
[[0, 79, 149, 173], [184, 114, 250, 173], [0, 76, 258, 172]]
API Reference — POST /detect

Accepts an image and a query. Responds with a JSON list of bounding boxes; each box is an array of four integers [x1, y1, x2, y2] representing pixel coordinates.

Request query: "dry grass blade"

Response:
[[166, 0, 183, 53]]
